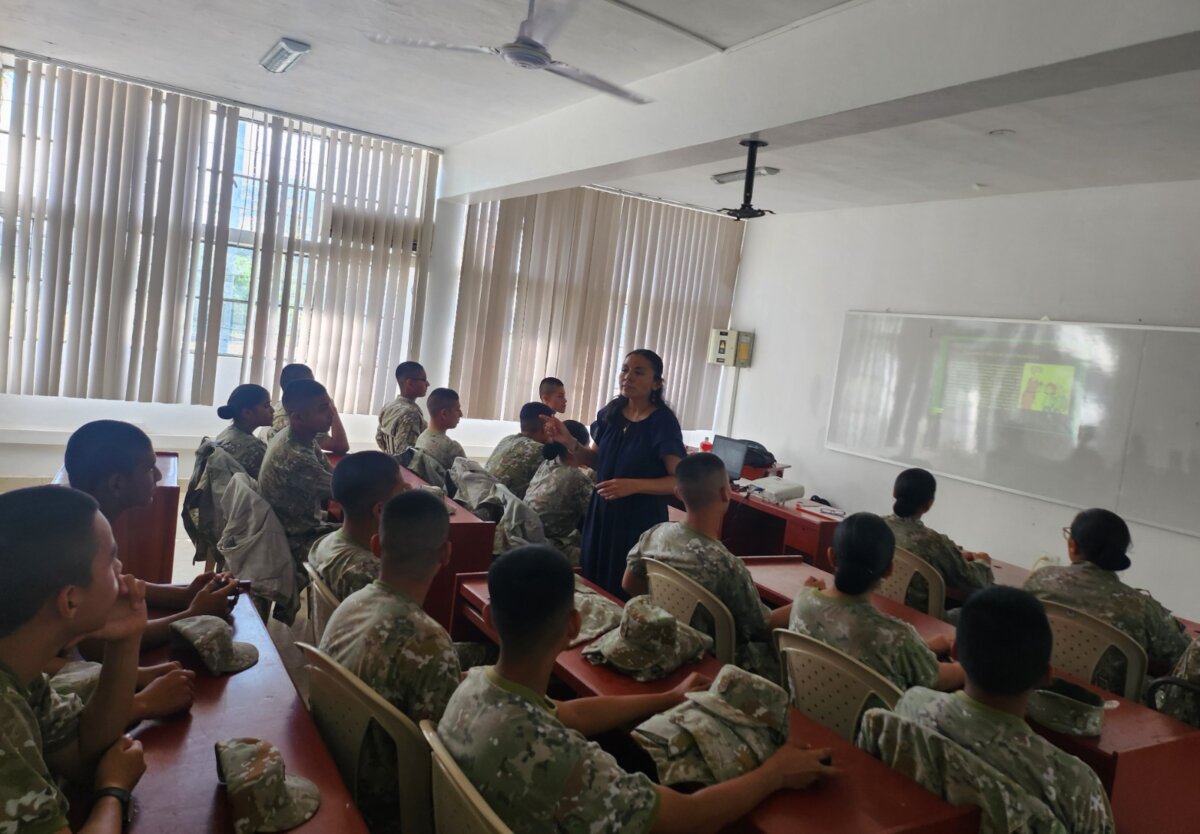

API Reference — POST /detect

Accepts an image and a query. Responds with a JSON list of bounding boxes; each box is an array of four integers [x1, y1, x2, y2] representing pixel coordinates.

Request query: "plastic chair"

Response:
[[302, 562, 341, 644], [775, 629, 904, 741], [876, 548, 947, 618], [296, 643, 432, 834], [643, 558, 735, 663], [1040, 600, 1148, 700], [419, 719, 513, 834]]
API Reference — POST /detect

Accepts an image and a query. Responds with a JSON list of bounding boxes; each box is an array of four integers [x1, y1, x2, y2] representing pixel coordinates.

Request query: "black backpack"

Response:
[[738, 439, 776, 469]]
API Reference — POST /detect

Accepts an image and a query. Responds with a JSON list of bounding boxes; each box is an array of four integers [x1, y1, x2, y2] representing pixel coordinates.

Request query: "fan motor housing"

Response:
[[500, 40, 552, 69]]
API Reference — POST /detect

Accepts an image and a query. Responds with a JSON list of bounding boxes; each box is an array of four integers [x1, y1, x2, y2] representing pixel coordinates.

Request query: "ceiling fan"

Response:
[[365, 0, 651, 105], [719, 139, 775, 220]]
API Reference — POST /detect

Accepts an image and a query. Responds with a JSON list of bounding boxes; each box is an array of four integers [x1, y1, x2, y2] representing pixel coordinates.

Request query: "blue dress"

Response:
[[581, 405, 687, 596]]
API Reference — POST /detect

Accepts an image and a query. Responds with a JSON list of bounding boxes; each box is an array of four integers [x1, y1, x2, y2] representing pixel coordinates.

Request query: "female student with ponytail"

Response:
[[525, 420, 595, 564], [541, 349, 686, 595], [214, 383, 274, 478], [789, 512, 965, 691]]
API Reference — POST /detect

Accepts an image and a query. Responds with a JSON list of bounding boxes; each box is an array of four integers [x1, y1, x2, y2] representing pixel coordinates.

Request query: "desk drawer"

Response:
[[784, 519, 820, 557]]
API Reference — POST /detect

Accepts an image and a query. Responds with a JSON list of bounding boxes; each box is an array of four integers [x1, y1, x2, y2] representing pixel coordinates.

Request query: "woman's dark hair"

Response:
[[893, 468, 937, 518], [599, 349, 674, 427], [1070, 508, 1132, 571], [217, 384, 271, 421], [832, 512, 897, 595], [544, 420, 591, 461]]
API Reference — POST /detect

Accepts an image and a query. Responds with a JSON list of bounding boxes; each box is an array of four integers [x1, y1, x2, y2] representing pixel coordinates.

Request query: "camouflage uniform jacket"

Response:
[[258, 427, 333, 540], [0, 661, 84, 834], [627, 521, 778, 681], [320, 580, 461, 832], [376, 396, 426, 454], [215, 424, 268, 479], [884, 514, 994, 613], [525, 459, 593, 560], [1024, 561, 1191, 694], [415, 428, 466, 471], [438, 667, 660, 834], [485, 434, 545, 500], [788, 588, 940, 691], [895, 688, 1114, 834], [308, 529, 378, 601], [1155, 637, 1200, 728]]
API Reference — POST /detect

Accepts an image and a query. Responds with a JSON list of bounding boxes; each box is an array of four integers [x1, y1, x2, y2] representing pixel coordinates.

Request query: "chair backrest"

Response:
[[876, 548, 947, 618], [302, 562, 341, 644], [775, 629, 904, 741], [1040, 600, 1148, 700], [296, 643, 432, 834], [419, 720, 513, 834], [643, 558, 735, 663]]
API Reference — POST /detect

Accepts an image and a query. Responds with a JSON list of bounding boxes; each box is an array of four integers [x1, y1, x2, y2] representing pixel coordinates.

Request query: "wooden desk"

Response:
[[79, 595, 367, 833], [745, 557, 1200, 834]]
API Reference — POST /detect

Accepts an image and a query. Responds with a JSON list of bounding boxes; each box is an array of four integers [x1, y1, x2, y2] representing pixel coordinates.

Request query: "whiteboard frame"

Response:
[[824, 311, 1200, 539]]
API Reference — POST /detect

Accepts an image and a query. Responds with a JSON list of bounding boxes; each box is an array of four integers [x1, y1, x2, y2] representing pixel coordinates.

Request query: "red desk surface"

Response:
[[95, 595, 367, 833], [745, 557, 1200, 834], [453, 574, 978, 834], [723, 493, 841, 568]]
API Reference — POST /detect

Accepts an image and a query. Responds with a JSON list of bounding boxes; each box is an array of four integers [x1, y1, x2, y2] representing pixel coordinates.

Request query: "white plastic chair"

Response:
[[420, 720, 513, 834], [775, 628, 904, 741], [643, 557, 735, 663], [1040, 600, 1148, 700], [876, 547, 947, 618], [302, 562, 341, 644], [296, 643, 432, 834]]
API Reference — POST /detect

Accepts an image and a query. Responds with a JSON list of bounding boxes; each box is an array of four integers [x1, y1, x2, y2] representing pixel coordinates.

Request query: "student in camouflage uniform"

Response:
[[883, 468, 993, 614], [0, 486, 150, 834], [438, 544, 836, 834], [525, 420, 595, 564], [888, 587, 1114, 834], [789, 512, 964, 692], [309, 452, 406, 601], [259, 379, 337, 560], [485, 402, 554, 499], [213, 384, 274, 478], [623, 453, 789, 682], [415, 387, 468, 471], [264, 363, 350, 454], [320, 490, 460, 833], [1024, 508, 1192, 695], [539, 376, 568, 414], [376, 360, 429, 454]]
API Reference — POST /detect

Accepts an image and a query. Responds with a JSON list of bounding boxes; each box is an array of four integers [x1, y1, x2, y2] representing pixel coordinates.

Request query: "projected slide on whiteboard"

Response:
[[826, 313, 1200, 537]]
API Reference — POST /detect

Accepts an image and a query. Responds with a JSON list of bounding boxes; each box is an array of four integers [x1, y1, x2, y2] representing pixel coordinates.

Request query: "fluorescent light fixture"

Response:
[[711, 166, 779, 185], [260, 38, 310, 73]]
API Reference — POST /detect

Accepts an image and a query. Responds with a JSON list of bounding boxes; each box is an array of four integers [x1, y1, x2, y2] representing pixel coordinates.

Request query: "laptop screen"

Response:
[[710, 435, 748, 480]]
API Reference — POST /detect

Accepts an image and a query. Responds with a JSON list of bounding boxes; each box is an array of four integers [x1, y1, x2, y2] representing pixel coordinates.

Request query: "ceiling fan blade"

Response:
[[544, 61, 651, 105], [365, 33, 499, 56], [518, 0, 581, 47]]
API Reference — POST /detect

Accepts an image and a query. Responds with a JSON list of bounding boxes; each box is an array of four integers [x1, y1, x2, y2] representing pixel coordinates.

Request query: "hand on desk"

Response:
[[803, 576, 827, 591], [95, 735, 146, 792], [926, 634, 954, 658], [669, 672, 713, 704], [962, 550, 992, 565], [185, 576, 240, 620], [132, 668, 196, 721], [765, 743, 838, 791]]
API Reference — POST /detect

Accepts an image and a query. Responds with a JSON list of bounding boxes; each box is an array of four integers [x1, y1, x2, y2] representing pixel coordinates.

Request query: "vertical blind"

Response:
[[449, 187, 744, 429], [0, 55, 438, 411]]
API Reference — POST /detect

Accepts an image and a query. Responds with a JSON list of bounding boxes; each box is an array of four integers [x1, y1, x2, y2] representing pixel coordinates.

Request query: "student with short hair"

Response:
[[892, 587, 1114, 833], [1024, 508, 1191, 694], [265, 363, 350, 454], [788, 512, 964, 691], [214, 383, 274, 478], [0, 486, 149, 834], [884, 468, 993, 613], [415, 387, 467, 471], [320, 490, 461, 833], [623, 453, 788, 681], [485, 402, 554, 499], [539, 377, 567, 414], [439, 544, 836, 834], [376, 361, 429, 454], [309, 452, 407, 601], [525, 420, 594, 564]]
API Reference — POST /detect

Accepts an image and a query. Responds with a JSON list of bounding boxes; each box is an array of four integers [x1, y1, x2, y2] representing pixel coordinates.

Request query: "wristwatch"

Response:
[[93, 786, 133, 826]]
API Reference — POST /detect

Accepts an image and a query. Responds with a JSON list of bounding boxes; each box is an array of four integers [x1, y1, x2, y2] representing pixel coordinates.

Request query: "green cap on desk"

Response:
[[1027, 678, 1105, 736], [216, 738, 320, 833], [171, 615, 259, 675], [582, 595, 712, 681]]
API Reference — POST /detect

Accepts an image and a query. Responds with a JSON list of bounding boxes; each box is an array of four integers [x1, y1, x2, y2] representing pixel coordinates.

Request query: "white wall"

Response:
[[728, 179, 1200, 619]]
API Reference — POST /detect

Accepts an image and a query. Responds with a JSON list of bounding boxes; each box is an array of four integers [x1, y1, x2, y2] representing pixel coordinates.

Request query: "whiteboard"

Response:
[[826, 312, 1200, 537]]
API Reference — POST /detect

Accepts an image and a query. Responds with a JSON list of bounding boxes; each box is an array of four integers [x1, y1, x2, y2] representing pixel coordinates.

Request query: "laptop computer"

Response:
[[710, 435, 748, 482]]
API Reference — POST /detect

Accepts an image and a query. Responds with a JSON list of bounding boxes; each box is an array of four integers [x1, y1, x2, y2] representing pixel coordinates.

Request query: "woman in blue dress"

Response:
[[542, 349, 686, 596]]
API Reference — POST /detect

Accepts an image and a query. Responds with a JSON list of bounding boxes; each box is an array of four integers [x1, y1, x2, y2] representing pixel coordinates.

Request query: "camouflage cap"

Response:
[[215, 738, 320, 833], [570, 591, 622, 647], [587, 596, 713, 679], [171, 615, 259, 675], [684, 664, 790, 735], [1026, 677, 1106, 737]]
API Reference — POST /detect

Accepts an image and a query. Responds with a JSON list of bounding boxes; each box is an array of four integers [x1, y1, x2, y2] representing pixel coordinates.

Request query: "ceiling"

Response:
[[0, 0, 851, 148], [600, 69, 1200, 214]]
